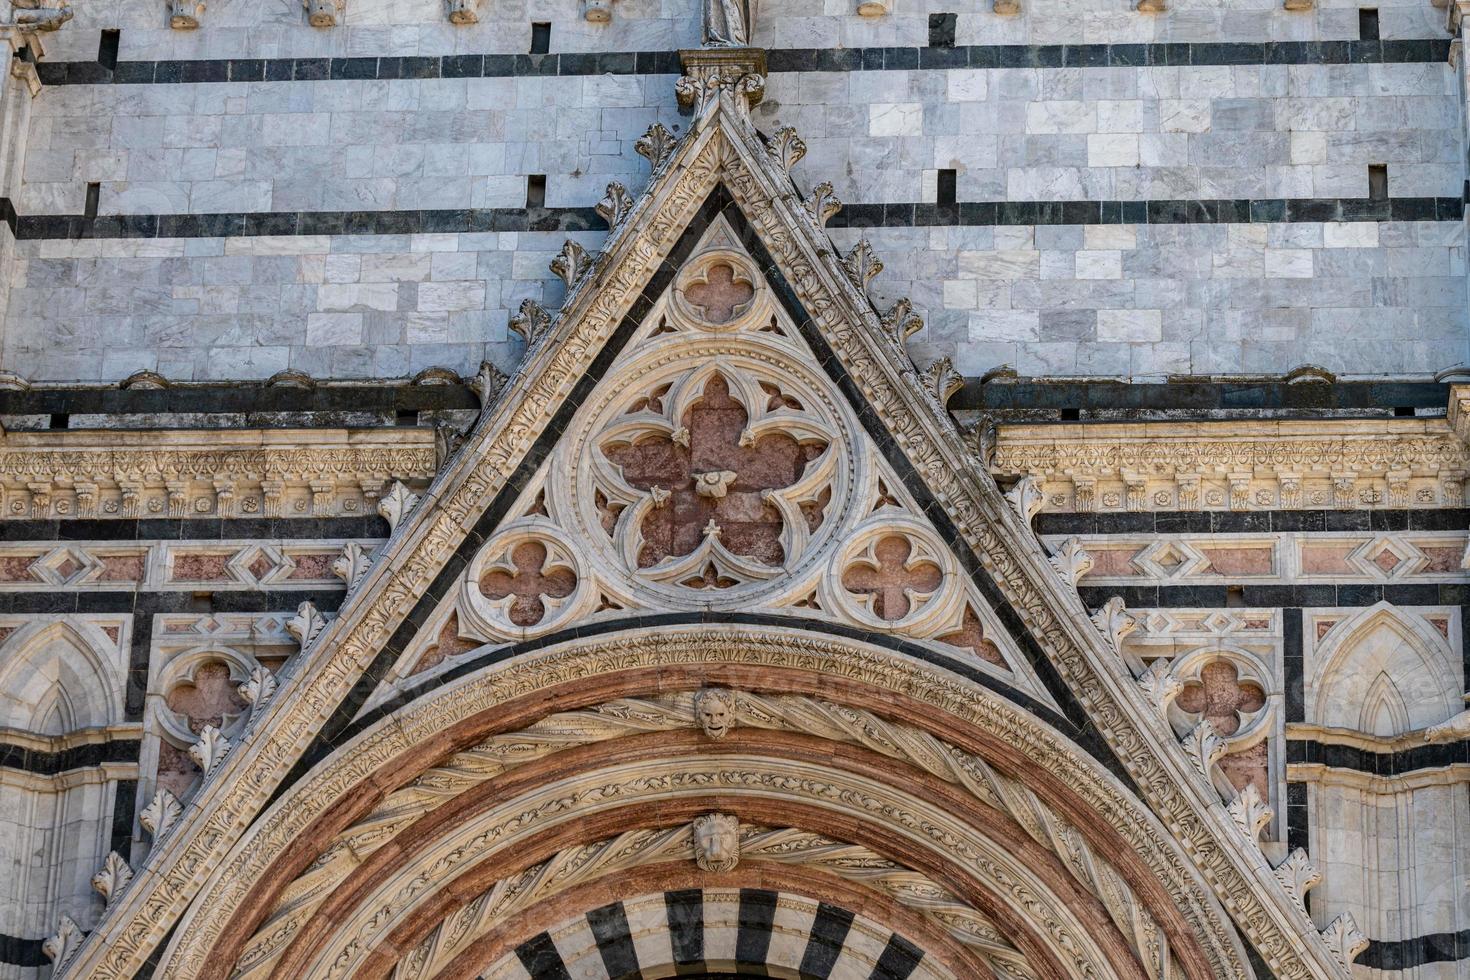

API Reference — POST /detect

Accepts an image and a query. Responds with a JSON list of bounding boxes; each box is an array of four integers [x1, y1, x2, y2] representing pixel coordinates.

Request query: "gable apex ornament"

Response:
[[676, 47, 766, 116]]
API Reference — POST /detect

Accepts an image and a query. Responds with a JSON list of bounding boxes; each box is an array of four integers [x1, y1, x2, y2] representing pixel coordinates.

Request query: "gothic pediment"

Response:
[[61, 51, 1351, 980]]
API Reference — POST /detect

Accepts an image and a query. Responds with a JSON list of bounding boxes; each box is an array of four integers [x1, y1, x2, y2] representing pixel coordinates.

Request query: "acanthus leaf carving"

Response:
[[470, 360, 508, 407], [804, 180, 842, 229], [1005, 475, 1045, 526], [634, 122, 678, 171], [1322, 913, 1369, 970], [286, 600, 327, 651], [331, 540, 373, 593], [1138, 658, 1183, 715], [1272, 849, 1322, 916], [1181, 720, 1227, 779], [188, 724, 232, 776], [766, 126, 806, 172], [1090, 595, 1140, 672], [139, 788, 182, 842], [841, 238, 883, 289], [508, 298, 554, 348], [919, 356, 962, 412], [880, 297, 923, 358], [1225, 782, 1273, 844], [91, 851, 134, 909], [237, 666, 278, 715], [549, 239, 593, 291], [1047, 536, 1093, 587], [42, 915, 82, 966], [377, 480, 421, 533], [595, 181, 634, 229]]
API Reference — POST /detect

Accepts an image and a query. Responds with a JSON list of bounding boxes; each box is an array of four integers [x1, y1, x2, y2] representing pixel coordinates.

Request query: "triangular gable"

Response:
[[66, 50, 1348, 980], [359, 212, 1062, 718]]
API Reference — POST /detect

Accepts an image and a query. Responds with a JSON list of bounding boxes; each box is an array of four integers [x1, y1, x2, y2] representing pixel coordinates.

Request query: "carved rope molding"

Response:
[[65, 88, 1330, 980], [276, 757, 1123, 980], [390, 823, 1036, 980], [230, 691, 1188, 980], [148, 630, 1242, 980], [710, 106, 1344, 976]]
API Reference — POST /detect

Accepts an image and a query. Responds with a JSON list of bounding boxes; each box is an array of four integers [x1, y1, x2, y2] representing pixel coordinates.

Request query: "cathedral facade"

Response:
[[0, 0, 1466, 978]]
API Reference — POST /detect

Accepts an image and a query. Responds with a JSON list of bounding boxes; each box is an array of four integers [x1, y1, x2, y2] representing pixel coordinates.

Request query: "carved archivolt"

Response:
[[228, 682, 1222, 980], [391, 823, 1037, 980], [67, 77, 1344, 980]]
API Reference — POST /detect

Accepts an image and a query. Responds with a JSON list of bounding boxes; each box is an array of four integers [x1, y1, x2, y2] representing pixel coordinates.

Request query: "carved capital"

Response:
[[677, 47, 766, 114]]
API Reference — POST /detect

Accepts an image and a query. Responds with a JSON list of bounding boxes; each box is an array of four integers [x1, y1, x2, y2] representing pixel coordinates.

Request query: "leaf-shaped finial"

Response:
[[596, 181, 634, 228], [1048, 536, 1093, 586], [285, 600, 327, 650], [140, 788, 182, 841], [237, 665, 278, 714], [469, 359, 508, 406], [919, 356, 962, 410], [91, 851, 134, 909], [1181, 720, 1226, 777], [634, 122, 677, 170], [509, 298, 554, 347], [188, 724, 232, 775], [331, 540, 373, 593], [43, 915, 82, 966], [377, 480, 422, 533], [1226, 783, 1273, 843], [767, 126, 806, 171], [805, 181, 842, 229], [842, 238, 883, 288], [1006, 475, 1046, 525], [549, 239, 592, 290], [881, 298, 923, 352]]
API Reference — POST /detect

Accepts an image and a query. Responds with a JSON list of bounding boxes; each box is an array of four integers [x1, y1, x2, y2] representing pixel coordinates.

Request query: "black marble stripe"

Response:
[[0, 735, 139, 775], [871, 933, 925, 979], [0, 515, 386, 541], [1, 196, 1458, 242], [1036, 507, 1470, 536], [32, 38, 1453, 88], [0, 381, 476, 415], [736, 888, 779, 967], [1286, 737, 1469, 775], [971, 379, 1449, 413], [0, 934, 46, 968], [1362, 929, 1470, 969], [1285, 781, 1309, 854], [110, 778, 137, 855], [1077, 583, 1468, 609], [801, 902, 855, 977], [586, 901, 639, 979], [1283, 607, 1304, 724], [666, 889, 704, 966], [515, 931, 571, 980]]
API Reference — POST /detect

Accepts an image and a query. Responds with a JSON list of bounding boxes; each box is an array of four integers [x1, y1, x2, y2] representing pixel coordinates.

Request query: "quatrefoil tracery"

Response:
[[594, 363, 836, 589]]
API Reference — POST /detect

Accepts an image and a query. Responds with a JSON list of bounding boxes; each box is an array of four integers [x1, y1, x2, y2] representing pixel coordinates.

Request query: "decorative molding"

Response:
[[993, 418, 1469, 513], [225, 683, 1233, 980], [66, 74, 1348, 980], [0, 427, 432, 521]]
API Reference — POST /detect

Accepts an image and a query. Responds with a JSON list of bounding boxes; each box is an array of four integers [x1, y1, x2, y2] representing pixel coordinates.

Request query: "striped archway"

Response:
[[138, 624, 1255, 980]]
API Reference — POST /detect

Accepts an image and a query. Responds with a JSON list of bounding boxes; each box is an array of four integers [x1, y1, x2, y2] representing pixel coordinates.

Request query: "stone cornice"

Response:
[[0, 427, 436, 519], [991, 417, 1469, 512]]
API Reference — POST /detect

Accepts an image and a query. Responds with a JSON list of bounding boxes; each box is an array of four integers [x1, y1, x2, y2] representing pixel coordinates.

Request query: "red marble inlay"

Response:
[[287, 554, 336, 580], [0, 626, 14, 646], [842, 535, 942, 621], [409, 611, 480, 675], [0, 556, 41, 582], [1300, 545, 1355, 575], [1420, 547, 1461, 574], [479, 541, 576, 626], [682, 262, 754, 323], [171, 554, 232, 582], [1316, 620, 1337, 640], [246, 553, 278, 580], [1176, 660, 1265, 737], [1219, 739, 1269, 797], [1085, 549, 1141, 578], [603, 373, 825, 568], [99, 555, 144, 582], [1370, 547, 1402, 574], [938, 605, 1005, 666]]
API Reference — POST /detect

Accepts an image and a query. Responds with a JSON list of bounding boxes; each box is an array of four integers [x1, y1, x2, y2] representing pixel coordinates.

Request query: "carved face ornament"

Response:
[[692, 812, 740, 872], [694, 688, 735, 738]]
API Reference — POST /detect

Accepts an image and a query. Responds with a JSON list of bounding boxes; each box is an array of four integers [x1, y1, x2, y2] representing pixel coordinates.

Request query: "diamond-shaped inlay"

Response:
[[33, 547, 102, 586], [247, 553, 278, 581], [54, 557, 81, 580], [1370, 548, 1402, 574]]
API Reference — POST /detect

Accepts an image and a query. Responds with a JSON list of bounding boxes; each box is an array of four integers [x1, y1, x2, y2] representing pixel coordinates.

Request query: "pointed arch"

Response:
[[0, 619, 122, 736], [1312, 602, 1459, 734]]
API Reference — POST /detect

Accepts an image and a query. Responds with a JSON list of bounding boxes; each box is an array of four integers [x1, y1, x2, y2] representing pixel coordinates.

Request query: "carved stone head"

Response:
[[169, 0, 203, 29], [692, 813, 740, 872], [303, 0, 338, 27], [446, 0, 478, 23], [694, 688, 736, 739]]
